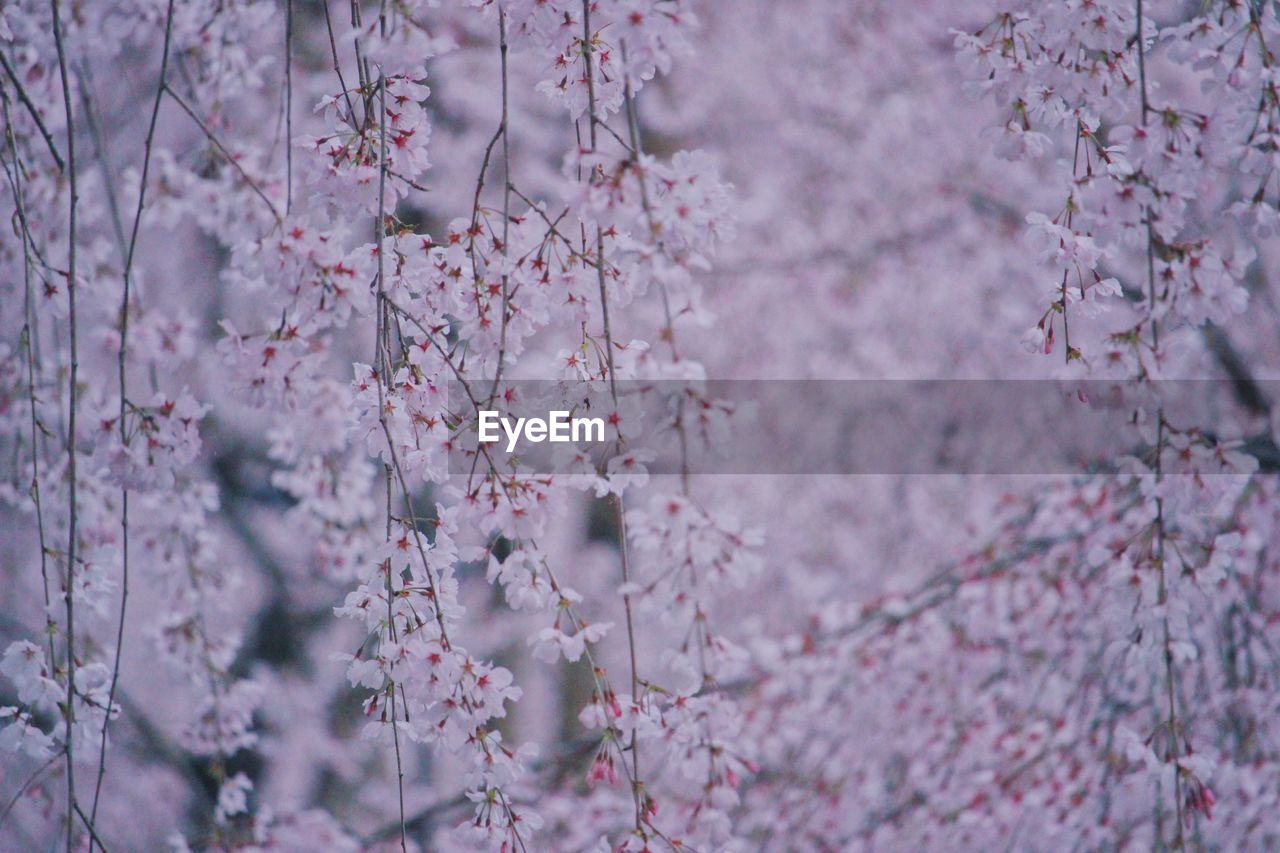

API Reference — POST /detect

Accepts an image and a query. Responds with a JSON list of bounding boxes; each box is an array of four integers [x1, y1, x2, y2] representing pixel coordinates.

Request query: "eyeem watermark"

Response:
[[452, 380, 1280, 475], [478, 410, 607, 453]]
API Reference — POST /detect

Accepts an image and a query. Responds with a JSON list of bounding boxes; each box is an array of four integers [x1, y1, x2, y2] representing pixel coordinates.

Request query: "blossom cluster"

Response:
[[3, 0, 1280, 850]]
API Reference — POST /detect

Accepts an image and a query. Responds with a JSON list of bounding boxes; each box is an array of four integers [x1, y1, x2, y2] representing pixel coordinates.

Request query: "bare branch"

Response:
[[0, 50, 66, 172]]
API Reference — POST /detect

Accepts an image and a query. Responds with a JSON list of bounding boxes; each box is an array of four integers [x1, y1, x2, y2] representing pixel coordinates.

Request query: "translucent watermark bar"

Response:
[[441, 380, 1278, 476]]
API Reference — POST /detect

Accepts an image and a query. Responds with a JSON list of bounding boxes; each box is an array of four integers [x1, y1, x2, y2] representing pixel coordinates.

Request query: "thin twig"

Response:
[[321, 0, 359, 124], [373, 70, 409, 853], [1135, 2, 1182, 843], [0, 50, 66, 172], [581, 1, 647, 833], [0, 755, 59, 832], [622, 33, 733, 826], [88, 3, 177, 843], [50, 3, 80, 849], [163, 84, 283, 222], [488, 7, 512, 403], [285, 0, 294, 213], [2, 90, 59, 697], [75, 65, 127, 257], [73, 802, 110, 852]]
